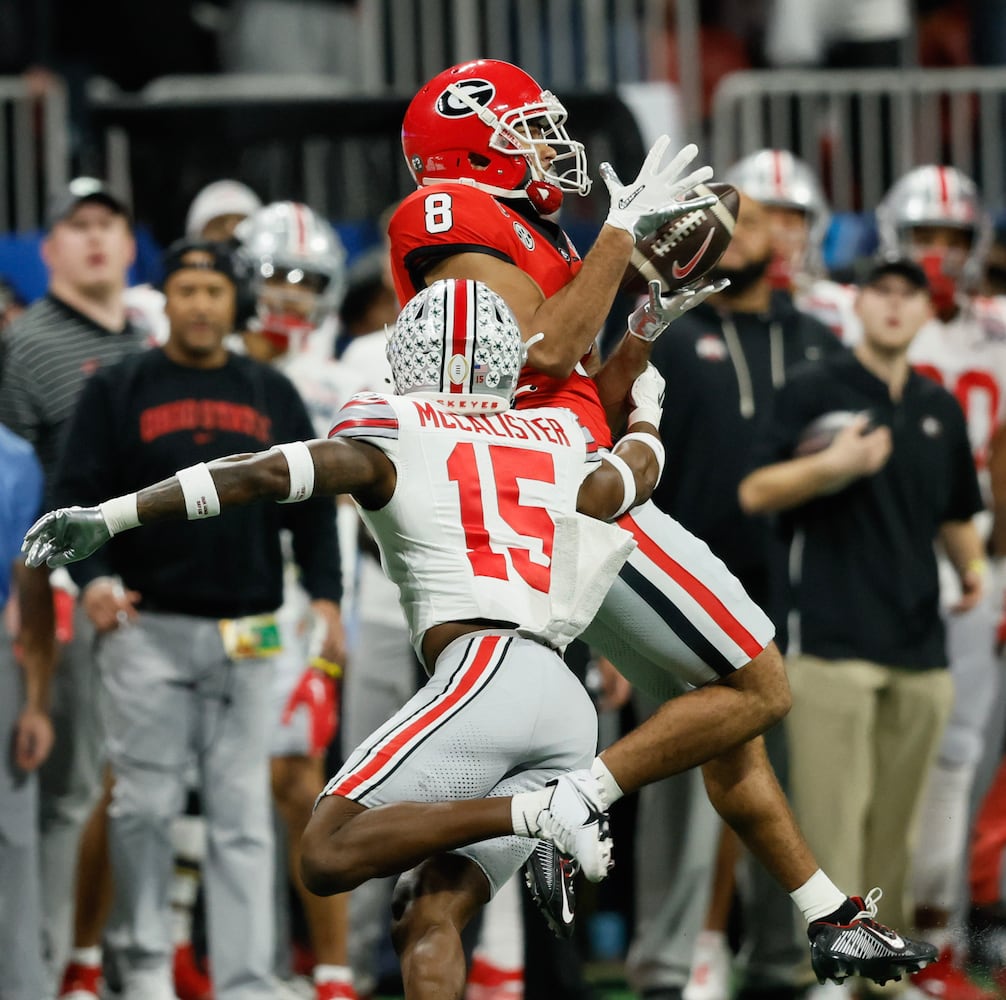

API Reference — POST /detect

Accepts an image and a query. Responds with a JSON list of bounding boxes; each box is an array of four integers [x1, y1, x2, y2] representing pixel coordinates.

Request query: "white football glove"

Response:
[[600, 138, 715, 236], [627, 363, 666, 428], [628, 278, 731, 342]]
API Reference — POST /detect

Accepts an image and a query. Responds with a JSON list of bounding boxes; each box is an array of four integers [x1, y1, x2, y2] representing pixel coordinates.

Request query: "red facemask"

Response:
[[916, 251, 958, 316], [767, 252, 795, 291], [257, 311, 313, 353]]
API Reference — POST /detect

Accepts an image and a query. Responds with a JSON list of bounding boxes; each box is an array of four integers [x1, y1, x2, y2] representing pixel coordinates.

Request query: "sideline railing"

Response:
[[86, 82, 647, 248], [0, 78, 69, 232], [710, 68, 1006, 213]]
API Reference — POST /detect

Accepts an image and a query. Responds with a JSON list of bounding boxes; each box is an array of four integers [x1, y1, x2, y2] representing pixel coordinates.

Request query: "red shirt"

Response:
[[388, 184, 613, 447]]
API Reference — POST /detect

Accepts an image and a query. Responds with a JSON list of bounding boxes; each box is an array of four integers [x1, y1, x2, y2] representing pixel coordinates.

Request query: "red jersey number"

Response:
[[447, 442, 556, 592], [914, 363, 1000, 467]]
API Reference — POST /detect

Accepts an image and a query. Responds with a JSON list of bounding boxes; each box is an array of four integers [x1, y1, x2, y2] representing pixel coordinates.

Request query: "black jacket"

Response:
[[54, 348, 342, 619], [649, 290, 844, 609]]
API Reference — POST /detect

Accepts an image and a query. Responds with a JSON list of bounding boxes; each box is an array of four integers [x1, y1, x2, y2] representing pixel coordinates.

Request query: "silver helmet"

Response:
[[388, 279, 525, 412], [236, 201, 347, 331], [876, 165, 988, 258], [725, 149, 831, 274]]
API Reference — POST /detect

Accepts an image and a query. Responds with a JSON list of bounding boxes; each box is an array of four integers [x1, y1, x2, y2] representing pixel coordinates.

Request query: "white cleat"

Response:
[[529, 770, 613, 882]]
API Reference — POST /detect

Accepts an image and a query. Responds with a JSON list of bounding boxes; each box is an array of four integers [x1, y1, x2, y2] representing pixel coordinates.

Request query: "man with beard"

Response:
[[628, 192, 844, 1000]]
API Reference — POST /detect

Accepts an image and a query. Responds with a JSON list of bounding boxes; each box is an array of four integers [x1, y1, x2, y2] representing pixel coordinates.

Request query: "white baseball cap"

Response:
[[185, 180, 262, 238]]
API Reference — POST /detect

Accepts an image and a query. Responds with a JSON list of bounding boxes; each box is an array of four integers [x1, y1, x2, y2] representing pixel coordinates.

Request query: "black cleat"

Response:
[[523, 839, 578, 939], [809, 888, 937, 986]]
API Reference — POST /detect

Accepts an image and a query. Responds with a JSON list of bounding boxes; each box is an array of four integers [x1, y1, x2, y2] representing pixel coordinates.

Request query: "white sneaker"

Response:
[[683, 930, 732, 1000], [529, 771, 613, 882], [273, 976, 314, 999], [121, 968, 179, 1000]]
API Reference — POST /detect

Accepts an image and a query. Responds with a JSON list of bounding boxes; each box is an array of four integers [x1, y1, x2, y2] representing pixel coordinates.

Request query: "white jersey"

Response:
[[797, 277, 861, 345], [277, 349, 368, 440], [907, 296, 1006, 494], [123, 283, 169, 347], [339, 328, 394, 393], [909, 297, 1006, 610], [270, 344, 367, 714], [338, 328, 402, 626], [329, 393, 636, 661]]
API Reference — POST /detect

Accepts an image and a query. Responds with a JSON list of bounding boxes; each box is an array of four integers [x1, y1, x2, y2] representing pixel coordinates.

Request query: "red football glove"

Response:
[[281, 660, 341, 756]]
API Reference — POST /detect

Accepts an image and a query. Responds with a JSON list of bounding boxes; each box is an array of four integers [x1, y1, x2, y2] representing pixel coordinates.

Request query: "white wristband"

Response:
[[628, 404, 662, 429], [176, 463, 221, 519], [98, 494, 140, 536], [603, 451, 637, 520], [272, 441, 316, 504], [618, 432, 666, 482]]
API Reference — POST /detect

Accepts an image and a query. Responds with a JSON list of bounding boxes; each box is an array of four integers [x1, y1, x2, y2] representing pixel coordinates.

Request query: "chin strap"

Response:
[[421, 175, 564, 216], [526, 179, 563, 214]]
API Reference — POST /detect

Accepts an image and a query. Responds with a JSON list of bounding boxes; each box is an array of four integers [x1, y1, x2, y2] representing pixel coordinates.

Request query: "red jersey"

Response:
[[388, 184, 613, 446]]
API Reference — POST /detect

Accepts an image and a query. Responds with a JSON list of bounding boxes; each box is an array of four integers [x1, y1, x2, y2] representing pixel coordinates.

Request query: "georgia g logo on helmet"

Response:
[[436, 79, 496, 118]]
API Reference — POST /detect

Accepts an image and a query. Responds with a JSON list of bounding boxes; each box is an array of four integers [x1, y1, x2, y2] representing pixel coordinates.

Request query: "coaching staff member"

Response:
[[52, 239, 342, 1000], [739, 256, 984, 956]]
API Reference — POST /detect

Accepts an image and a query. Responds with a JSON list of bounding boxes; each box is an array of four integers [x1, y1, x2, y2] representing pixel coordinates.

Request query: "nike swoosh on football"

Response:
[[671, 229, 715, 280]]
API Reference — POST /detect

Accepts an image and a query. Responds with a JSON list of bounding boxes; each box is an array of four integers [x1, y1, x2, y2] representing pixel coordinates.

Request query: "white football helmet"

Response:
[[725, 149, 831, 281], [236, 201, 347, 346], [876, 165, 990, 300], [388, 279, 525, 412]]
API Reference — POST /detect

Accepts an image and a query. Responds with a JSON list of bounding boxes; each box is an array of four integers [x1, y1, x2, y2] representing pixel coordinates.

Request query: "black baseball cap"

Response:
[[859, 255, 930, 292], [46, 177, 131, 229], [160, 237, 241, 289]]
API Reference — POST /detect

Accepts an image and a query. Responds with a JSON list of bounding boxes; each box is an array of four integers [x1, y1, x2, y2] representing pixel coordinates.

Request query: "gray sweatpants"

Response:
[[98, 611, 275, 999], [0, 636, 45, 1000], [37, 605, 103, 984]]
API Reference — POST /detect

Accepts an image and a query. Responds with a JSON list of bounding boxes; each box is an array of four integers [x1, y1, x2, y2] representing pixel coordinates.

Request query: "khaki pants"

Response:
[[786, 655, 954, 931]]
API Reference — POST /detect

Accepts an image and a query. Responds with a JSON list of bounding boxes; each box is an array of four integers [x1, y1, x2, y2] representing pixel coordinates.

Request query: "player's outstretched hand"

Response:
[[601, 138, 715, 236], [22, 507, 112, 568], [628, 278, 731, 342]]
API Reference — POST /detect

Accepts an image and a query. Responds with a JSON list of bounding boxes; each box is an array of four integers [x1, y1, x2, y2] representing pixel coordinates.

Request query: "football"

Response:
[[794, 410, 870, 456], [620, 182, 740, 296]]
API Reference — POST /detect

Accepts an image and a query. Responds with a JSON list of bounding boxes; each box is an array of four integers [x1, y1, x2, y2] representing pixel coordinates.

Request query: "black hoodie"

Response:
[[648, 290, 844, 609]]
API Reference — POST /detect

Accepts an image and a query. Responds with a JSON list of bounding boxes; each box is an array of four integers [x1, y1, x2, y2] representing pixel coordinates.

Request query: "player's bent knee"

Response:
[[733, 643, 791, 728], [300, 828, 349, 896], [299, 794, 367, 896]]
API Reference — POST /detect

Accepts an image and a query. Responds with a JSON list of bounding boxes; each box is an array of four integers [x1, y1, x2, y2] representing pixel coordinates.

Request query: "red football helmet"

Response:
[[402, 59, 590, 215]]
